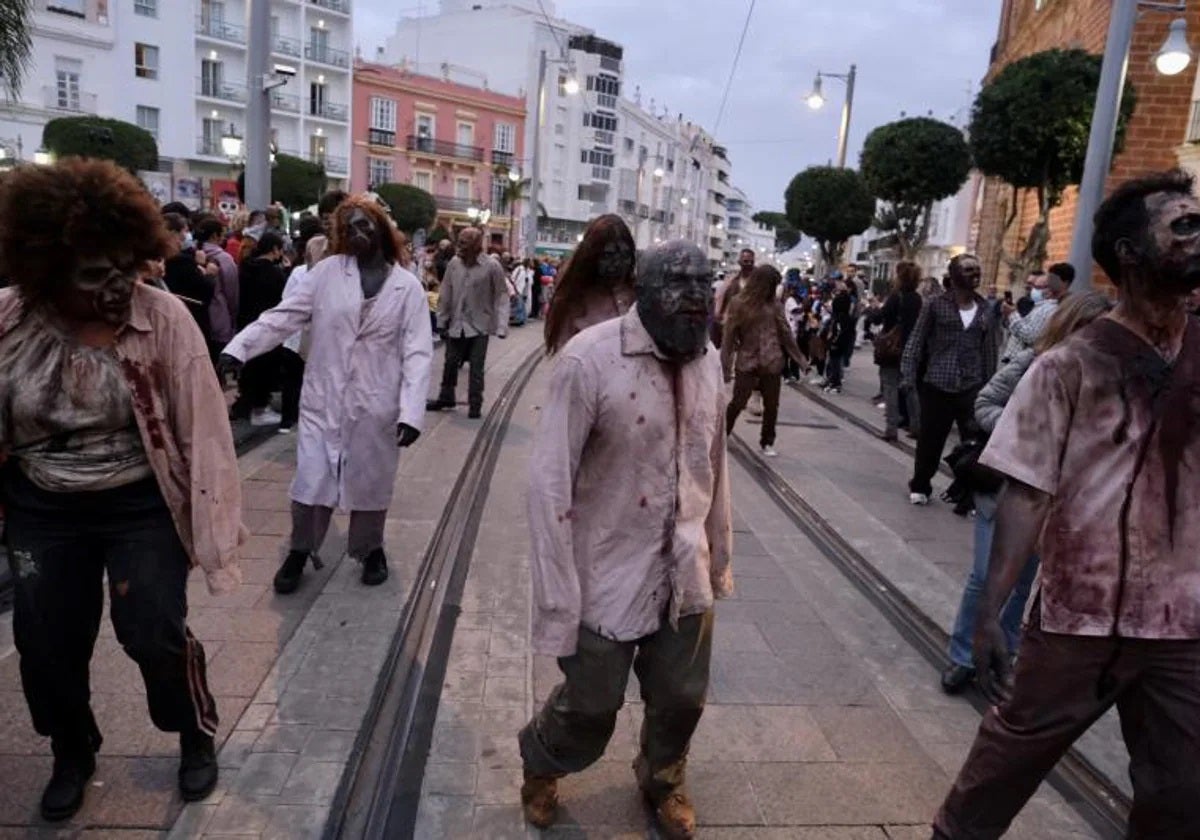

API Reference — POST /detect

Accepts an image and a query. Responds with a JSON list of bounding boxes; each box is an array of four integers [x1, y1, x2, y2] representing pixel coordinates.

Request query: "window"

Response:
[[309, 134, 327, 163], [413, 171, 432, 193], [201, 118, 224, 155], [623, 137, 634, 152], [368, 157, 393, 187], [454, 177, 471, 201], [415, 113, 434, 137], [579, 149, 614, 167], [493, 122, 515, 152], [456, 122, 475, 148], [136, 105, 160, 140], [492, 176, 508, 211], [583, 113, 618, 133], [309, 82, 326, 116], [134, 0, 157, 17], [369, 97, 397, 131], [586, 74, 621, 96], [201, 59, 222, 97], [135, 43, 159, 80], [54, 57, 81, 110]]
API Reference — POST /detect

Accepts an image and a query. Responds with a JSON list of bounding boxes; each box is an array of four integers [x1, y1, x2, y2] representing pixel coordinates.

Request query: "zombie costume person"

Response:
[[0, 160, 243, 820], [932, 170, 1200, 839], [520, 240, 733, 840], [220, 197, 432, 592]]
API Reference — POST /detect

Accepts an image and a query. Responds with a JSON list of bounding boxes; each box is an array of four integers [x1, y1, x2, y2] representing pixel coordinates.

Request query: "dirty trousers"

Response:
[[289, 502, 387, 559], [438, 335, 489, 411], [934, 612, 1200, 839], [2, 469, 217, 752], [519, 611, 713, 798], [726, 368, 783, 447]]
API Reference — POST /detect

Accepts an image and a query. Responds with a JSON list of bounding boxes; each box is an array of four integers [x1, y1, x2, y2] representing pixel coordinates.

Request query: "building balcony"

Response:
[[492, 149, 515, 168], [41, 85, 97, 114], [406, 135, 485, 163], [368, 128, 396, 147], [308, 0, 350, 14], [270, 91, 300, 113], [196, 16, 245, 44], [197, 77, 246, 104], [196, 137, 226, 157], [305, 42, 350, 69], [306, 152, 348, 173], [272, 35, 302, 58], [308, 101, 348, 121], [436, 194, 478, 213]]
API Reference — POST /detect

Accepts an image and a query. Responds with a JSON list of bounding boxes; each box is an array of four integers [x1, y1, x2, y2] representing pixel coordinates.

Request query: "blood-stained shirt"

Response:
[[980, 316, 1200, 639], [528, 308, 734, 657]]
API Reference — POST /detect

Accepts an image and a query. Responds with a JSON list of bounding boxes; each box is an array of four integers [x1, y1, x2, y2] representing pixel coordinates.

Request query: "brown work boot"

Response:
[[647, 789, 697, 840], [520, 774, 558, 829]]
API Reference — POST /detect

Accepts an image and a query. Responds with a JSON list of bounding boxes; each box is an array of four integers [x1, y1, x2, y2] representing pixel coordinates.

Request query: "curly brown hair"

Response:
[[328, 195, 406, 264], [0, 158, 173, 307]]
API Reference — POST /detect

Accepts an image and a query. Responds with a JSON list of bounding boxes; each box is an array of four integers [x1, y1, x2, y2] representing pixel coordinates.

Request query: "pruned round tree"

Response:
[[42, 116, 158, 173], [860, 117, 970, 258], [236, 153, 327, 211], [751, 210, 801, 251], [375, 182, 437, 234], [969, 48, 1135, 275], [784, 166, 874, 265]]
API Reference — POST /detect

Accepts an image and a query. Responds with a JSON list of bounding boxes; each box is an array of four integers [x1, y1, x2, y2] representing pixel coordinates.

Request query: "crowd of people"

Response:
[[0, 155, 1198, 839]]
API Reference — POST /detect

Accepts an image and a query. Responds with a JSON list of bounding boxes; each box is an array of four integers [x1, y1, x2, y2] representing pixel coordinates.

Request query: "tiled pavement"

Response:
[[0, 325, 544, 838]]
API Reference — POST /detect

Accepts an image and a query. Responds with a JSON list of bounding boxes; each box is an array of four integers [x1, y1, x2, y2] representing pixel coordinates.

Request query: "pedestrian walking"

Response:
[[900, 254, 997, 506], [0, 159, 243, 819], [230, 231, 288, 426], [711, 247, 756, 349], [721, 265, 808, 457], [520, 240, 732, 840], [543, 213, 636, 354], [427, 227, 509, 419], [932, 170, 1200, 839], [193, 213, 240, 365], [220, 197, 432, 592], [868, 261, 923, 441], [161, 212, 216, 342]]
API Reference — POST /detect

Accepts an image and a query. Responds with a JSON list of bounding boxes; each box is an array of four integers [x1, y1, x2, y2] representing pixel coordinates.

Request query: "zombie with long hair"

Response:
[[220, 196, 432, 593], [543, 213, 636, 354], [0, 158, 243, 819]]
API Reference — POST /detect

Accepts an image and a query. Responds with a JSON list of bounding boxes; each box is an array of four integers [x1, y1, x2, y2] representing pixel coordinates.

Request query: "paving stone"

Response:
[[277, 758, 344, 805], [485, 656, 527, 678], [483, 675, 527, 708], [746, 761, 948, 825], [423, 762, 478, 796], [204, 793, 274, 834], [808, 706, 931, 763], [231, 752, 299, 797], [474, 765, 523, 805], [252, 724, 312, 754], [218, 730, 261, 770], [413, 794, 475, 840], [261, 804, 327, 840], [691, 705, 836, 763], [554, 761, 646, 829], [429, 725, 480, 763], [470, 803, 538, 838], [704, 829, 887, 839], [300, 729, 357, 764], [86, 757, 178, 829], [711, 620, 773, 654]]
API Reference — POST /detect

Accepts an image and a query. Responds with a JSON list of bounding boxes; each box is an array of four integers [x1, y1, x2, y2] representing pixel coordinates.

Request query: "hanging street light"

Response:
[[804, 66, 857, 168], [1155, 18, 1193, 75], [806, 74, 825, 110]]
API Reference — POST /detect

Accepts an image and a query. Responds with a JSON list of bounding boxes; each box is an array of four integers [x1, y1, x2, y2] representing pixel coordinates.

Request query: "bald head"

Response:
[[457, 227, 483, 264], [636, 239, 714, 362]]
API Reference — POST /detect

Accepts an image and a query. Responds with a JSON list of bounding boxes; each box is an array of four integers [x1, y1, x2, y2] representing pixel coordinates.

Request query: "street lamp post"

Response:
[[1067, 1, 1192, 289], [806, 64, 857, 168], [525, 49, 578, 259]]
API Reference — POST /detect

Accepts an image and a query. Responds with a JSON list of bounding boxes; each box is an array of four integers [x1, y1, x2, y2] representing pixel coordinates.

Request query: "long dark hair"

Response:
[[894, 261, 920, 293], [544, 214, 636, 354], [725, 265, 782, 335]]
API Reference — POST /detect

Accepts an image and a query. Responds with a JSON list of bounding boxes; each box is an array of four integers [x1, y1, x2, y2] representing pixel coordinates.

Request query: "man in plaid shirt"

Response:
[[900, 254, 998, 505]]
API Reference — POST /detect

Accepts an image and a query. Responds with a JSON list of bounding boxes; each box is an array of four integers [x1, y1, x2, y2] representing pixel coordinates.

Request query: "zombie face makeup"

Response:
[[950, 256, 982, 292], [738, 250, 755, 274], [61, 255, 139, 325], [1140, 191, 1200, 296], [596, 239, 634, 285], [636, 240, 714, 362], [346, 208, 379, 259], [457, 228, 483, 263]]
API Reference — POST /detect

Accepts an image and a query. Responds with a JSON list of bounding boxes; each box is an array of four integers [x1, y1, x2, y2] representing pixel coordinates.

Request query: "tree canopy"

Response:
[[969, 48, 1136, 273], [0, 0, 33, 99], [42, 116, 159, 173], [237, 154, 327, 211], [375, 182, 437, 233], [751, 210, 801, 251], [784, 167, 874, 265]]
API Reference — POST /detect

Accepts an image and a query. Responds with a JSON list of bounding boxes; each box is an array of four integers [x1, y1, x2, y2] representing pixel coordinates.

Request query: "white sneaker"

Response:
[[251, 408, 283, 427], [909, 492, 931, 506], [761, 446, 778, 458], [277, 425, 294, 435], [876, 402, 886, 410]]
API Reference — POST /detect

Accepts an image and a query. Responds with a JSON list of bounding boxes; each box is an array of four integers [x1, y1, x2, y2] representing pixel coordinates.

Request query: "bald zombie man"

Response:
[[519, 239, 734, 839]]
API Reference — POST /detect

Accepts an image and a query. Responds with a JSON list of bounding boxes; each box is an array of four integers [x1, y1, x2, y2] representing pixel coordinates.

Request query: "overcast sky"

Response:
[[355, 0, 1003, 213]]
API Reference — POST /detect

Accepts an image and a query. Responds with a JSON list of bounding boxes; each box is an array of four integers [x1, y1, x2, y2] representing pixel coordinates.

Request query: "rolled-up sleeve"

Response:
[[527, 356, 596, 657]]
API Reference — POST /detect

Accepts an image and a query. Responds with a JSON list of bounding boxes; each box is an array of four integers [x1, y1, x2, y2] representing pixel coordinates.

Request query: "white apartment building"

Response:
[[612, 96, 685, 249], [723, 182, 776, 268], [0, 0, 352, 201]]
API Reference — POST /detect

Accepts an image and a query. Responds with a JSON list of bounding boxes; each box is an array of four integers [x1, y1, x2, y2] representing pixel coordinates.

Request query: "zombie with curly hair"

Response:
[[220, 196, 432, 593], [0, 158, 243, 819]]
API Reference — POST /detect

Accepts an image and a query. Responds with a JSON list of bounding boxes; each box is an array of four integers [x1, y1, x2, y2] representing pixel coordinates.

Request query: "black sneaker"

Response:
[[361, 548, 388, 586], [273, 550, 309, 594], [468, 405, 482, 419], [40, 748, 96, 821], [940, 663, 976, 695], [179, 729, 218, 802]]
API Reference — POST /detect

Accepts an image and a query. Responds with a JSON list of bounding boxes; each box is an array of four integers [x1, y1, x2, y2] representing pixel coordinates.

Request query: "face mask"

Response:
[[183, 233, 195, 249], [1030, 288, 1045, 304]]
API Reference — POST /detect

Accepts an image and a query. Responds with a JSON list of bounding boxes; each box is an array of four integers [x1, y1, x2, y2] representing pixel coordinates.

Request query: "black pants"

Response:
[[438, 335, 489, 411], [236, 347, 285, 412], [280, 348, 305, 429], [530, 282, 543, 319], [910, 385, 978, 496], [727, 368, 783, 447], [2, 468, 217, 753]]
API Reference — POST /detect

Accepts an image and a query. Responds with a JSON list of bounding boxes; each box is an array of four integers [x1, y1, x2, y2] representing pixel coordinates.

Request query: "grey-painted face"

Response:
[[347, 208, 379, 258], [69, 255, 138, 325], [596, 239, 634, 284], [636, 240, 714, 361], [951, 256, 982, 291], [1140, 191, 1200, 295]]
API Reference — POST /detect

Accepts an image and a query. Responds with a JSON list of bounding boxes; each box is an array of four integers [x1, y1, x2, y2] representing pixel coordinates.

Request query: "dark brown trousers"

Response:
[[726, 368, 783, 447], [934, 612, 1200, 839]]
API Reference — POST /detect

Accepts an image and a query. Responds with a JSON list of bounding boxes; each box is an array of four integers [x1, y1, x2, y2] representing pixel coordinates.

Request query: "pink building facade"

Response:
[[352, 62, 526, 249]]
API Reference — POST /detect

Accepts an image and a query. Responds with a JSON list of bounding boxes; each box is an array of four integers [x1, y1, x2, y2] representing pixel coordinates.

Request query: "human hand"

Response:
[[396, 423, 421, 448], [217, 353, 243, 378], [204, 260, 220, 277], [972, 615, 1012, 705]]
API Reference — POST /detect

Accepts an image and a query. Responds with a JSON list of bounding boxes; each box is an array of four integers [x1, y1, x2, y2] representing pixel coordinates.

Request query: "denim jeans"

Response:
[[947, 509, 1040, 668], [825, 350, 844, 388]]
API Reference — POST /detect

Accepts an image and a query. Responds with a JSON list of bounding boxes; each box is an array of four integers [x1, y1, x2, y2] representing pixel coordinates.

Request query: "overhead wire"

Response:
[[711, 0, 756, 138]]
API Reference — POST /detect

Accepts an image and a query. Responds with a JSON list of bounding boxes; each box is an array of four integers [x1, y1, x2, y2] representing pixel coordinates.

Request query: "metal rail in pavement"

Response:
[[324, 348, 543, 840], [728, 433, 1130, 840]]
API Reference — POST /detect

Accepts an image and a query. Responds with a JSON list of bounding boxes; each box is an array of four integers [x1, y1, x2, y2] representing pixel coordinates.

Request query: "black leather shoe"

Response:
[[361, 548, 388, 586], [468, 405, 482, 419], [41, 749, 96, 821], [940, 663, 976, 695], [273, 550, 309, 594], [179, 729, 218, 801], [426, 398, 455, 411]]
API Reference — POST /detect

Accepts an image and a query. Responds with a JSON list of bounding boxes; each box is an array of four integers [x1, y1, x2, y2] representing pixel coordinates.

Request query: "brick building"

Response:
[[973, 0, 1200, 289]]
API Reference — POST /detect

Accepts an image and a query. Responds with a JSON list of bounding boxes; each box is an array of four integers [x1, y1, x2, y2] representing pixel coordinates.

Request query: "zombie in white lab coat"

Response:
[[219, 197, 433, 592]]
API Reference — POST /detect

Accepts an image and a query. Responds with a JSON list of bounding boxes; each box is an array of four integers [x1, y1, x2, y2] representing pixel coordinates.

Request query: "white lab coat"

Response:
[[224, 255, 433, 511]]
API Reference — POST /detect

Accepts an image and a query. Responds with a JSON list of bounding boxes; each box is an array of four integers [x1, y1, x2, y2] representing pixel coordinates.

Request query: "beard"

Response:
[[640, 305, 710, 361]]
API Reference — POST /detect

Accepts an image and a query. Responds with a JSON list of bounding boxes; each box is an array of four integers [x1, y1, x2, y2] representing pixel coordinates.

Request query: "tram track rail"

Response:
[[324, 347, 542, 840], [728, 432, 1131, 840]]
